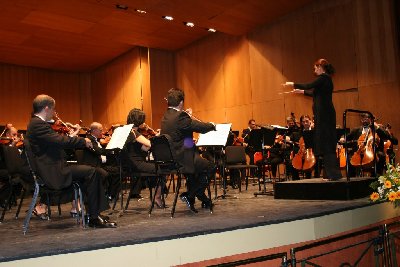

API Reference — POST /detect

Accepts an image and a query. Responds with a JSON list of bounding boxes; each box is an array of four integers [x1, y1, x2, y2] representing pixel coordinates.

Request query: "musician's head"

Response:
[[90, 122, 103, 139], [5, 127, 18, 139], [300, 115, 312, 130], [360, 113, 372, 127], [286, 116, 295, 129], [167, 88, 184, 109], [127, 108, 145, 127], [314, 58, 335, 76], [248, 119, 256, 130], [32, 94, 55, 121]]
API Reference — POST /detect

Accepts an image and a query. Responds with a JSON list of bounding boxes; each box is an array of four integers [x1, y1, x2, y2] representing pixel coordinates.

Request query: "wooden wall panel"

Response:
[[223, 35, 252, 108], [149, 48, 176, 129], [355, 0, 398, 86], [248, 24, 284, 104], [176, 33, 226, 114], [313, 0, 358, 90], [91, 48, 146, 127], [0, 63, 87, 130]]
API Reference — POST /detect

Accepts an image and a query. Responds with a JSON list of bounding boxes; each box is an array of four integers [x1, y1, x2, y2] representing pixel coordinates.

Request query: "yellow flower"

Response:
[[388, 192, 397, 202], [370, 192, 380, 201], [396, 191, 400, 199], [385, 180, 392, 189]]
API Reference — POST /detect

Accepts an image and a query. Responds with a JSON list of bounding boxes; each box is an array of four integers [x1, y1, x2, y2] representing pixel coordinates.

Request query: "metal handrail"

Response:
[[206, 252, 288, 267]]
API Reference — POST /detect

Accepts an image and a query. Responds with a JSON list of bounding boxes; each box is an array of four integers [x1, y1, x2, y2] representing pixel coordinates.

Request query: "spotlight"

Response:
[[184, 22, 195, 27], [162, 15, 174, 21], [134, 9, 146, 14], [115, 4, 128, 10], [207, 28, 216, 33]]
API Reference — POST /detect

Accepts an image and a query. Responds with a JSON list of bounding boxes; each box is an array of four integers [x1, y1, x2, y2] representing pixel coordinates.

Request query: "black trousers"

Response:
[[185, 155, 214, 203], [69, 165, 109, 217]]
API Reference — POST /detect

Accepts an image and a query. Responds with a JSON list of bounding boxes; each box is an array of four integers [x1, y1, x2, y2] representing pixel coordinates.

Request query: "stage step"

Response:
[[274, 177, 375, 200]]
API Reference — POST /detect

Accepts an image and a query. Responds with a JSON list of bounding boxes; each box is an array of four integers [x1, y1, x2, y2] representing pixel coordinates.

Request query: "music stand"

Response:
[[196, 123, 231, 199], [252, 126, 277, 197], [106, 124, 133, 211]]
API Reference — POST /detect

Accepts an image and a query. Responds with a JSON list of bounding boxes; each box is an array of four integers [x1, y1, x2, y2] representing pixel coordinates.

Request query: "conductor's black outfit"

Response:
[[294, 73, 342, 179]]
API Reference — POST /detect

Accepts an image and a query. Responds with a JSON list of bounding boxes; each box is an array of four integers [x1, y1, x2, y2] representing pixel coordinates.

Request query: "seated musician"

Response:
[[345, 113, 389, 176], [282, 116, 301, 180], [26, 94, 116, 228], [382, 124, 397, 164], [79, 122, 120, 201], [123, 108, 165, 208], [161, 88, 215, 213], [288, 115, 314, 180], [242, 119, 259, 176]]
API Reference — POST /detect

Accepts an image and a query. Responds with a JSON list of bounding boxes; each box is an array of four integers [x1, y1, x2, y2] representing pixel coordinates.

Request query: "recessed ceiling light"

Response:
[[135, 9, 146, 14], [207, 28, 217, 33], [115, 4, 128, 10], [162, 15, 174, 21], [184, 22, 195, 27]]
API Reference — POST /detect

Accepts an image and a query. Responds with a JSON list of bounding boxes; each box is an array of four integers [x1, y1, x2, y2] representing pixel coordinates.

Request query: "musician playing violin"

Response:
[[345, 113, 390, 176], [4, 126, 23, 148], [26, 94, 116, 228], [79, 122, 120, 201], [124, 108, 164, 206]]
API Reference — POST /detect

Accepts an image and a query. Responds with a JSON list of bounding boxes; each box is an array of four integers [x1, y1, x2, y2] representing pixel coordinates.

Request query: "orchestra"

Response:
[[0, 91, 398, 229]]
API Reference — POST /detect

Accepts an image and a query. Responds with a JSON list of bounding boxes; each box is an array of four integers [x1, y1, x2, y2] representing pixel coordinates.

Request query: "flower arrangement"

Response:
[[370, 163, 400, 207]]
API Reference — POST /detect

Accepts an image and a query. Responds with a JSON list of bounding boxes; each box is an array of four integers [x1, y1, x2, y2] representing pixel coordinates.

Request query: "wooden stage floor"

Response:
[[0, 179, 373, 263]]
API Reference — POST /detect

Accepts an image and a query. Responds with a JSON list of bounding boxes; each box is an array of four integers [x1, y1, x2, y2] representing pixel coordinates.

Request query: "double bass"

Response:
[[292, 137, 316, 171]]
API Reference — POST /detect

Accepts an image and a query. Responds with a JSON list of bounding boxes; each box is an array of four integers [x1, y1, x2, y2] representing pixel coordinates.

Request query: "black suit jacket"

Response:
[[26, 116, 86, 189], [160, 108, 215, 174], [80, 135, 104, 167]]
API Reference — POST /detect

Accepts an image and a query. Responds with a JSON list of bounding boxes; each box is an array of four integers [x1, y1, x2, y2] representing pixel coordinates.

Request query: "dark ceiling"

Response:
[[0, 0, 314, 71]]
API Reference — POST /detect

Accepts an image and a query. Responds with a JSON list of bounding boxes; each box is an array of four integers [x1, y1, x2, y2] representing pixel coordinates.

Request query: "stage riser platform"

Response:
[[274, 177, 375, 200]]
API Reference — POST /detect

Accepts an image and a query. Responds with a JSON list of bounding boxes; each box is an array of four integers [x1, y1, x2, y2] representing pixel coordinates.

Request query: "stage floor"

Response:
[[0, 179, 373, 262]]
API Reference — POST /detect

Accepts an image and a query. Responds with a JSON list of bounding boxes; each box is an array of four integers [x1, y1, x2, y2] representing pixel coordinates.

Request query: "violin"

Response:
[[138, 123, 157, 139], [291, 137, 316, 171], [51, 112, 82, 135]]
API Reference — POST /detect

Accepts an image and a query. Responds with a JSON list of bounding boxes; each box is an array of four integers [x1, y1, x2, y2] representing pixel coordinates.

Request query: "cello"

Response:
[[350, 128, 376, 167], [291, 137, 316, 171]]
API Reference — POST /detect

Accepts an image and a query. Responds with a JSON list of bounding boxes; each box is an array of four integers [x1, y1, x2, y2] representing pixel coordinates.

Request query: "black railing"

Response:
[[205, 222, 400, 267]]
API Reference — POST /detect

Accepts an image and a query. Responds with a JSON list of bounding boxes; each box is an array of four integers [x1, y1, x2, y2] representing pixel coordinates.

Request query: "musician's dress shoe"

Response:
[[88, 216, 117, 228]]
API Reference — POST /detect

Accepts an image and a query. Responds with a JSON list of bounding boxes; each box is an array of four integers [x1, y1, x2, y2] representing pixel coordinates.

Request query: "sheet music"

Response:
[[196, 123, 232, 146], [106, 124, 133, 150]]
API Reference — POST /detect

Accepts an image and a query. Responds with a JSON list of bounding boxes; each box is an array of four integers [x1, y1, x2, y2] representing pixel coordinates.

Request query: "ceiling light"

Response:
[[115, 4, 128, 10], [184, 22, 195, 27], [135, 9, 146, 14], [207, 28, 216, 33], [162, 15, 174, 21]]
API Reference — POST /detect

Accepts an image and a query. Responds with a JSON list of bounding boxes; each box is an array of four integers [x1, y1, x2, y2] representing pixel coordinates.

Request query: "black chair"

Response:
[[0, 145, 29, 222], [147, 135, 183, 217], [223, 146, 258, 192], [22, 139, 86, 234]]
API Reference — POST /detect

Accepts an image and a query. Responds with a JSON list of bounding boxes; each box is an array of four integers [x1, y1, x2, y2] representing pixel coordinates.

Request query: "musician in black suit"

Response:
[[242, 119, 258, 176], [160, 88, 215, 213], [80, 122, 120, 200], [345, 113, 389, 176], [26, 94, 116, 228]]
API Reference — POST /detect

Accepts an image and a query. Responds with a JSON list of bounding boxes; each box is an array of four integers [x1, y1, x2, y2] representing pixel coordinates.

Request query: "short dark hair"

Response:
[[248, 119, 255, 125], [32, 94, 55, 114], [127, 108, 145, 126], [167, 88, 185, 107]]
